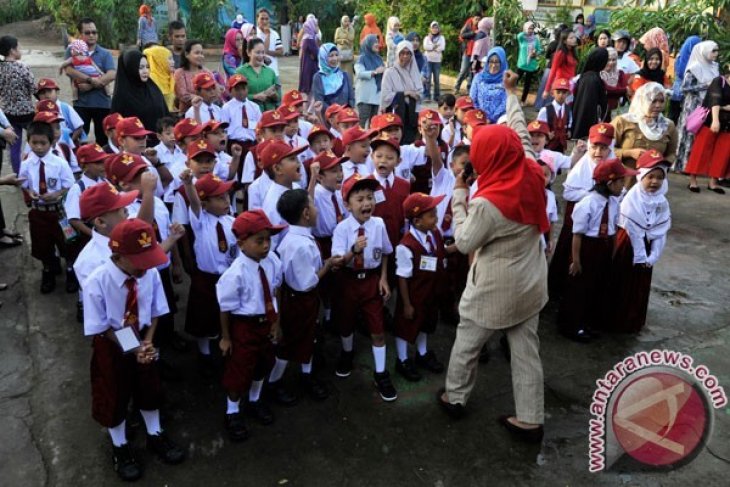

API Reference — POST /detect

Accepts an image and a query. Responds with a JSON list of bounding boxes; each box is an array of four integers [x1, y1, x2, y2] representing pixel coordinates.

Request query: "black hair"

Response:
[[77, 18, 96, 34], [168, 20, 185, 33], [452, 144, 470, 160], [575, 13, 585, 23], [180, 39, 203, 70], [591, 181, 612, 197], [247, 38, 265, 53], [596, 29, 613, 46], [256, 8, 271, 19], [156, 116, 177, 133], [0, 35, 18, 57], [277, 189, 310, 225], [557, 30, 578, 58], [438, 94, 456, 108], [27, 121, 54, 143], [263, 166, 276, 179]]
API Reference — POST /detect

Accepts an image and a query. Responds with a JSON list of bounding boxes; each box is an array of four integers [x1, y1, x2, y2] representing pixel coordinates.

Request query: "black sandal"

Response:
[[687, 184, 701, 193], [708, 186, 726, 194], [0, 237, 21, 248], [2, 229, 22, 240]]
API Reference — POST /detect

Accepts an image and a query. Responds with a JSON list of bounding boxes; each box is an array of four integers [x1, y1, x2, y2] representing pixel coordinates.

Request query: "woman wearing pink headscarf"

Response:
[[639, 28, 670, 70], [222, 28, 244, 77], [470, 17, 494, 74]]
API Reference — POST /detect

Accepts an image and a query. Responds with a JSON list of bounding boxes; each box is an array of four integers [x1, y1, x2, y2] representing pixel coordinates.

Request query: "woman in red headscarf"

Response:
[[438, 72, 549, 444], [137, 5, 159, 47]]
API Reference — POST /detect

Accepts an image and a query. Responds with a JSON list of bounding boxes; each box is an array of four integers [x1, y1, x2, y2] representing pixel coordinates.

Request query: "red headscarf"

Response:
[[139, 5, 151, 18], [470, 125, 550, 233]]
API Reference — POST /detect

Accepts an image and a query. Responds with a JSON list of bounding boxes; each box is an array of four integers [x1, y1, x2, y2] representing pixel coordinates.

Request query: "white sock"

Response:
[[197, 337, 211, 355], [416, 332, 428, 356], [249, 380, 264, 402], [108, 420, 127, 447], [301, 358, 313, 374], [341, 334, 354, 352], [226, 397, 240, 414], [372, 345, 386, 373], [139, 409, 162, 435], [269, 357, 288, 383], [324, 308, 331, 320], [395, 338, 409, 362]]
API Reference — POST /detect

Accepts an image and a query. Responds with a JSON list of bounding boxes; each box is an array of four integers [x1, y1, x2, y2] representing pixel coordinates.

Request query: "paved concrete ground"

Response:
[[1, 19, 729, 487]]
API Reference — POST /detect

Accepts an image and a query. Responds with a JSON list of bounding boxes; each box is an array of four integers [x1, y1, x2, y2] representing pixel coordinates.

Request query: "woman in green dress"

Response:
[[235, 38, 280, 111]]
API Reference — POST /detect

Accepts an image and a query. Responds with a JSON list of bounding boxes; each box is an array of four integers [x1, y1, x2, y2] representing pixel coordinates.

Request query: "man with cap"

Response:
[[83, 218, 186, 481], [186, 72, 222, 123]]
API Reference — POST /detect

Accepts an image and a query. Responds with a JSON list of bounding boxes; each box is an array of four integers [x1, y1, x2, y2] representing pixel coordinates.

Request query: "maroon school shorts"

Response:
[[222, 315, 275, 396], [278, 285, 319, 363], [333, 268, 385, 337]]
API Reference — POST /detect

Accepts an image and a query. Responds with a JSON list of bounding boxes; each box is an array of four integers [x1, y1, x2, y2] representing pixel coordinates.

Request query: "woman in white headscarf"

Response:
[[612, 82, 677, 186], [385, 17, 403, 68], [675, 40, 720, 172], [380, 40, 423, 143], [334, 15, 355, 83]]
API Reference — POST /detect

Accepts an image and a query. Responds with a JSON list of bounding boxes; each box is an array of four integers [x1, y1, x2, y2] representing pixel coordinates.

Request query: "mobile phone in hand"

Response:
[[462, 162, 474, 182]]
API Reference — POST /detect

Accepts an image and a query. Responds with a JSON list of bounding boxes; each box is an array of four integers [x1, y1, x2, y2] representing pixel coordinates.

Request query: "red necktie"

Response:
[[331, 193, 343, 223], [426, 234, 435, 255], [441, 198, 452, 231], [217, 221, 228, 252], [123, 278, 140, 331], [599, 202, 610, 238], [38, 160, 48, 194], [258, 265, 277, 324], [353, 227, 365, 269], [241, 104, 249, 128]]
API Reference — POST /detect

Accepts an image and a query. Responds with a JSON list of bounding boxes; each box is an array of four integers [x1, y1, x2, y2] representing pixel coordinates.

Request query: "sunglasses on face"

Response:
[[83, 30, 98, 35]]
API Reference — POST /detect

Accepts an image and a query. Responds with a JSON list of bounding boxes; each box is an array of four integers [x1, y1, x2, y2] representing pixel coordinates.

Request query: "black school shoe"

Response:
[[300, 373, 328, 401], [335, 351, 354, 378], [395, 359, 422, 382], [436, 387, 466, 420], [225, 412, 249, 442], [246, 400, 275, 425], [373, 370, 398, 402], [266, 380, 298, 407], [50, 256, 63, 275], [147, 432, 186, 464], [40, 270, 55, 294], [76, 301, 84, 324], [415, 351, 444, 373], [112, 443, 143, 482], [498, 415, 544, 444], [65, 269, 79, 293]]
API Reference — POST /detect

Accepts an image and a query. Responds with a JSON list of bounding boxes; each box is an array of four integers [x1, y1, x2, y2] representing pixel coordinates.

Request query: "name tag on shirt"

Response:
[[400, 169, 411, 179], [419, 255, 438, 272], [48, 178, 58, 189], [115, 327, 141, 353], [374, 190, 386, 204]]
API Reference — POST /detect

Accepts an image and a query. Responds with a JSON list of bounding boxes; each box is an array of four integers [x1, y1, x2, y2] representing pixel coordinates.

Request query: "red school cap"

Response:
[[33, 111, 63, 124], [277, 104, 301, 121], [282, 89, 306, 107], [226, 74, 248, 91], [588, 123, 615, 146], [232, 209, 286, 239], [336, 107, 359, 124], [108, 218, 169, 269], [313, 150, 348, 172], [103, 113, 123, 132], [341, 174, 381, 201], [593, 158, 638, 183], [462, 109, 488, 128], [455, 96, 474, 111], [259, 110, 288, 128], [193, 71, 217, 90], [341, 125, 377, 147], [527, 120, 550, 136], [370, 113, 403, 131], [35, 78, 60, 95], [307, 125, 334, 143], [116, 117, 154, 138], [370, 137, 401, 156], [76, 143, 109, 164], [80, 182, 138, 220], [106, 153, 148, 184], [195, 173, 235, 199], [325, 103, 343, 120], [35, 99, 61, 114], [418, 109, 443, 125], [551, 78, 571, 91], [403, 192, 446, 219], [636, 149, 670, 169], [201, 120, 229, 133], [187, 139, 218, 159], [258, 140, 308, 169], [174, 118, 204, 141]]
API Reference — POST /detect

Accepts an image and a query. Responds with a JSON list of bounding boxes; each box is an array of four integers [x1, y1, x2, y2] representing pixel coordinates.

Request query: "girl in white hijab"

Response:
[[609, 155, 671, 333]]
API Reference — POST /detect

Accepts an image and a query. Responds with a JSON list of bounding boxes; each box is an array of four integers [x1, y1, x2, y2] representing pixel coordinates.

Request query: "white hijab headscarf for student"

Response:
[[564, 143, 617, 194], [620, 165, 671, 240], [621, 82, 670, 141], [686, 41, 720, 85]]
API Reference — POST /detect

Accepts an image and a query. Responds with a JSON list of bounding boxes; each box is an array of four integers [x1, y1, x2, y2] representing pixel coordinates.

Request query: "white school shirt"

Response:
[[64, 174, 105, 220], [185, 101, 221, 123], [22, 142, 80, 173], [563, 154, 600, 203], [156, 142, 188, 203], [126, 197, 172, 269], [330, 127, 342, 140], [537, 100, 572, 129], [394, 144, 427, 181], [395, 227, 437, 279], [298, 118, 313, 139], [546, 189, 558, 224], [216, 252, 283, 316], [440, 116, 463, 148], [140, 155, 165, 198], [83, 260, 169, 336], [571, 192, 619, 238], [220, 98, 261, 142], [617, 52, 640, 75], [19, 152, 75, 197], [277, 225, 322, 292], [430, 166, 456, 237], [256, 27, 283, 76], [247, 172, 272, 211], [106, 139, 120, 153], [331, 215, 393, 270], [241, 149, 261, 184], [341, 159, 374, 180], [189, 209, 238, 274], [283, 135, 310, 187], [74, 230, 111, 289], [214, 150, 234, 180], [261, 181, 294, 247], [537, 148, 572, 173], [171, 175, 198, 225], [313, 184, 347, 238]]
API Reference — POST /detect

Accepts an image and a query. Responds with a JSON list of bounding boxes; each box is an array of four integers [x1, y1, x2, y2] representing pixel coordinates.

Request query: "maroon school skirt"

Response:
[[184, 270, 221, 338], [222, 315, 274, 396], [605, 228, 653, 334], [90, 334, 162, 428], [278, 285, 320, 363]]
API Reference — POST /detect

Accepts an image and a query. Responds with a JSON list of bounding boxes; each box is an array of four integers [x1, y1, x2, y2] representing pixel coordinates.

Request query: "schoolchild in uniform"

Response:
[[536, 152, 559, 256], [549, 123, 614, 300], [185, 72, 222, 123], [452, 96, 475, 144], [32, 101, 80, 174], [180, 171, 238, 376], [410, 109, 449, 194], [244, 110, 290, 210], [19, 119, 75, 293], [324, 104, 343, 137], [369, 113, 429, 186], [217, 210, 285, 439], [460, 109, 488, 145], [203, 120, 243, 185], [537, 78, 572, 153], [34, 78, 85, 146], [64, 144, 108, 299], [558, 158, 637, 342], [155, 117, 188, 208], [83, 218, 186, 481], [219, 74, 261, 168], [102, 113, 123, 154], [279, 104, 311, 186], [393, 193, 447, 382], [267, 189, 334, 403], [609, 150, 671, 333], [115, 117, 169, 198], [331, 175, 396, 402], [281, 89, 314, 139], [341, 125, 376, 179], [528, 120, 585, 174], [332, 107, 360, 156], [437, 94, 461, 148]]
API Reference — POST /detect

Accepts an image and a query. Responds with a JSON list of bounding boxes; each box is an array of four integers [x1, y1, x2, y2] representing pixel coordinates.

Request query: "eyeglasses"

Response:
[[488, 60, 501, 65], [83, 30, 98, 35]]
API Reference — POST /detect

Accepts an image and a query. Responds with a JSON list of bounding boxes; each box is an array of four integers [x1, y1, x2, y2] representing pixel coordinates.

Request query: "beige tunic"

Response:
[[612, 116, 678, 168]]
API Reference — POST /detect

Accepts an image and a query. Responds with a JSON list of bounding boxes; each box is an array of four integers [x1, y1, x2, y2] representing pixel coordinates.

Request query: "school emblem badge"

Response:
[[273, 112, 281, 119], [292, 91, 300, 99], [135, 119, 144, 128], [137, 232, 153, 248], [47, 178, 58, 188], [598, 125, 608, 134], [475, 111, 484, 119], [197, 140, 207, 149], [121, 154, 135, 165], [385, 114, 395, 122], [373, 247, 382, 261], [106, 183, 119, 194]]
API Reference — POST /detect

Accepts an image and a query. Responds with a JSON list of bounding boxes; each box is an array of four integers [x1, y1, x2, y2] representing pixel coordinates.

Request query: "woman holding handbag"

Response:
[[684, 65, 730, 193], [335, 15, 355, 85]]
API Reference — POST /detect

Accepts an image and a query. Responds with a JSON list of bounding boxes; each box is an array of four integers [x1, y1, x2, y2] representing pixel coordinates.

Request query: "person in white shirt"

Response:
[[217, 209, 285, 439], [154, 117, 188, 205], [281, 89, 316, 138], [185, 71, 222, 123], [219, 74, 261, 181], [256, 8, 284, 76], [34, 78, 86, 145], [115, 117, 170, 198], [340, 125, 375, 179], [558, 158, 636, 343], [82, 218, 185, 481], [438, 94, 462, 148], [528, 120, 585, 175], [612, 30, 640, 75]]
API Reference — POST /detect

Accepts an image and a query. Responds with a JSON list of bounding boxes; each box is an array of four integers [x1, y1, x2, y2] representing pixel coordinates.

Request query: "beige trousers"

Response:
[[445, 313, 544, 424]]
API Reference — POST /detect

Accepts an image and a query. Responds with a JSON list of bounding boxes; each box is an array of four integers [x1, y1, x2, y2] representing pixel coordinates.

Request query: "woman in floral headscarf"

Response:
[[471, 46, 508, 123], [221, 28, 244, 77], [639, 28, 670, 70]]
